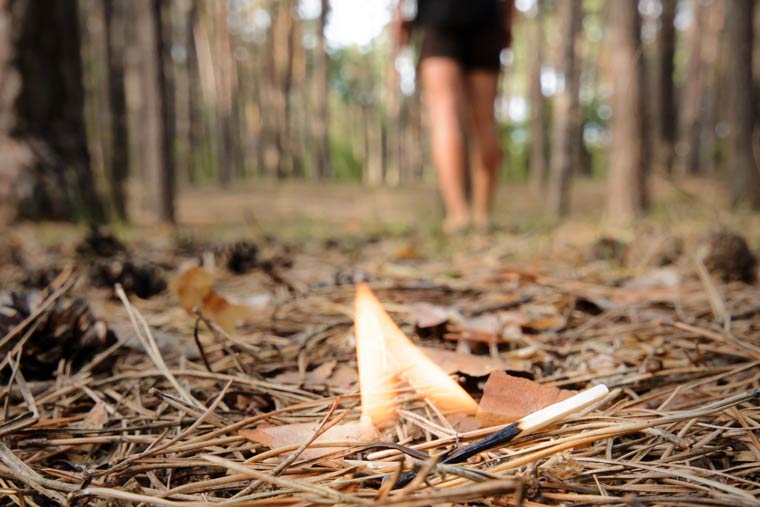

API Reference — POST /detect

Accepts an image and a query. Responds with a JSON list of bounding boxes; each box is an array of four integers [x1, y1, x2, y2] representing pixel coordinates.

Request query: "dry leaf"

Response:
[[522, 314, 566, 332], [623, 267, 680, 289], [476, 371, 575, 427], [450, 312, 524, 343], [412, 303, 449, 329], [394, 242, 419, 260], [240, 421, 374, 460], [421, 347, 509, 377], [272, 360, 337, 387], [543, 452, 585, 479], [170, 266, 254, 332], [79, 401, 109, 430]]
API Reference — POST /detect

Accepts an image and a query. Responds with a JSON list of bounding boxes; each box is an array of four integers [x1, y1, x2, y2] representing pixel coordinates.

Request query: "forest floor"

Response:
[[1, 177, 760, 506]]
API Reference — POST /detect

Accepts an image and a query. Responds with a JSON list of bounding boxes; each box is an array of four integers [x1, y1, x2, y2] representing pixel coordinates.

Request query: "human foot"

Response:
[[443, 215, 470, 235]]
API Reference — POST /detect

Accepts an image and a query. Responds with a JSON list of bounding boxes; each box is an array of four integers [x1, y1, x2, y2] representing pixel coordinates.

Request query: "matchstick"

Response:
[[392, 384, 609, 488]]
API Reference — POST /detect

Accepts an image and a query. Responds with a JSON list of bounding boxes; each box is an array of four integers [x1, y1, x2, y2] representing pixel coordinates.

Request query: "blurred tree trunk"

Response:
[[290, 13, 306, 178], [680, 0, 704, 175], [212, 0, 240, 185], [136, 0, 175, 223], [104, 0, 129, 221], [407, 88, 425, 182], [270, 0, 298, 179], [384, 61, 401, 187], [0, 0, 105, 223], [185, 0, 204, 184], [726, 0, 760, 208], [313, 0, 333, 179], [363, 102, 384, 185], [697, 2, 724, 177], [655, 0, 676, 175], [755, 0, 760, 171], [607, 0, 648, 224], [528, 0, 548, 194], [546, 0, 582, 217], [680, 0, 723, 176], [172, 0, 192, 186]]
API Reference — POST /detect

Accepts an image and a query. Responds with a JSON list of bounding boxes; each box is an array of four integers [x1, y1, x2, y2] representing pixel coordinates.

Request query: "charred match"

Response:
[[391, 384, 609, 488]]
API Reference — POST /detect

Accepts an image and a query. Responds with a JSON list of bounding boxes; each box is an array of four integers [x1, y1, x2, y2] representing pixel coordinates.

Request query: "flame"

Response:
[[354, 283, 478, 427]]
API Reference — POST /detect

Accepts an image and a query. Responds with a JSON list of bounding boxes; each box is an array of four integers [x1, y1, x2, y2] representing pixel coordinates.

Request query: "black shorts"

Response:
[[419, 25, 505, 72]]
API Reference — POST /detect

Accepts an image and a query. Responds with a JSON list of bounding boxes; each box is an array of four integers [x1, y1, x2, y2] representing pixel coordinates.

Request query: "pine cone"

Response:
[[0, 291, 117, 380], [223, 241, 259, 274], [90, 259, 167, 299], [699, 231, 757, 284]]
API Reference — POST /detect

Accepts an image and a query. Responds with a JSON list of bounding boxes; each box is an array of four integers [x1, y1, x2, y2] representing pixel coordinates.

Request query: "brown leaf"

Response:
[[420, 347, 509, 377], [522, 314, 566, 332], [543, 452, 585, 479], [79, 402, 109, 430], [170, 266, 254, 332], [476, 371, 575, 427], [240, 421, 374, 460], [412, 303, 449, 329], [272, 360, 337, 387], [448, 312, 524, 343]]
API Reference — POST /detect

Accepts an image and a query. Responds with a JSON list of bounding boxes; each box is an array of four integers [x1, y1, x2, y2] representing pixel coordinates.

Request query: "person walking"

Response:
[[393, 0, 515, 234]]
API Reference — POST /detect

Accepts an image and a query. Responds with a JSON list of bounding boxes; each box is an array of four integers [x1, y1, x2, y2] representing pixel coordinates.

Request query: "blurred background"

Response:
[[0, 0, 759, 232]]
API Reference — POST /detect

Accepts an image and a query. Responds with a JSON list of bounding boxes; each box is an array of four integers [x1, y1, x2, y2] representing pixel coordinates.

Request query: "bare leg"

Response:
[[464, 71, 502, 231], [420, 57, 469, 232]]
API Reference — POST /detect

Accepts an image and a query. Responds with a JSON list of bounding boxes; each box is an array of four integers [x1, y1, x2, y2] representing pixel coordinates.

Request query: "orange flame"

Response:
[[354, 283, 478, 427]]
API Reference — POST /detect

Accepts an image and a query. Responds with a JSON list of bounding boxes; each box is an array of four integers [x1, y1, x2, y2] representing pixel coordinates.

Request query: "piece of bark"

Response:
[[476, 371, 575, 427]]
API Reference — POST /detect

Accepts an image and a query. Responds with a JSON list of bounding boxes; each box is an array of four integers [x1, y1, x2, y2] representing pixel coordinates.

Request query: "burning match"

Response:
[[354, 283, 478, 428], [392, 384, 609, 488]]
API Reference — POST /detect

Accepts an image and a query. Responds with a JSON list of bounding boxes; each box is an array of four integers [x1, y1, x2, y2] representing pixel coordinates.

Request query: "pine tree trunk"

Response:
[[270, 0, 298, 179], [213, 0, 239, 185], [726, 0, 760, 208], [680, 0, 724, 176], [2, 0, 105, 223], [655, 0, 677, 175], [607, 0, 649, 224], [545, 0, 582, 217], [186, 0, 203, 184], [136, 0, 175, 223], [528, 0, 548, 194], [104, 0, 129, 221], [313, 0, 333, 180], [680, 0, 704, 175]]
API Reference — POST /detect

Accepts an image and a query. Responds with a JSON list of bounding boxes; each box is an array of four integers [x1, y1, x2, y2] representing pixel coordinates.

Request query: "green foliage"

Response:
[[330, 136, 363, 182], [499, 122, 530, 182]]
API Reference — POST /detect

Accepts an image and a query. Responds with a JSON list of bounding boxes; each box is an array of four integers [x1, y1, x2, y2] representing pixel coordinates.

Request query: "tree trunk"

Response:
[[213, 0, 239, 185], [136, 0, 175, 223], [545, 0, 582, 217], [680, 0, 704, 175], [185, 0, 204, 184], [606, 0, 649, 224], [104, 0, 129, 221], [726, 0, 760, 208], [680, 0, 723, 176], [528, 0, 548, 194], [1, 0, 105, 223], [755, 0, 760, 175], [270, 0, 298, 179], [655, 0, 677, 175], [313, 0, 333, 180]]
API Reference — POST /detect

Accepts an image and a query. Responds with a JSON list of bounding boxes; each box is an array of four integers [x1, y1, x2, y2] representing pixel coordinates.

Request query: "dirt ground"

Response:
[[164, 176, 759, 243], [2, 177, 760, 506]]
